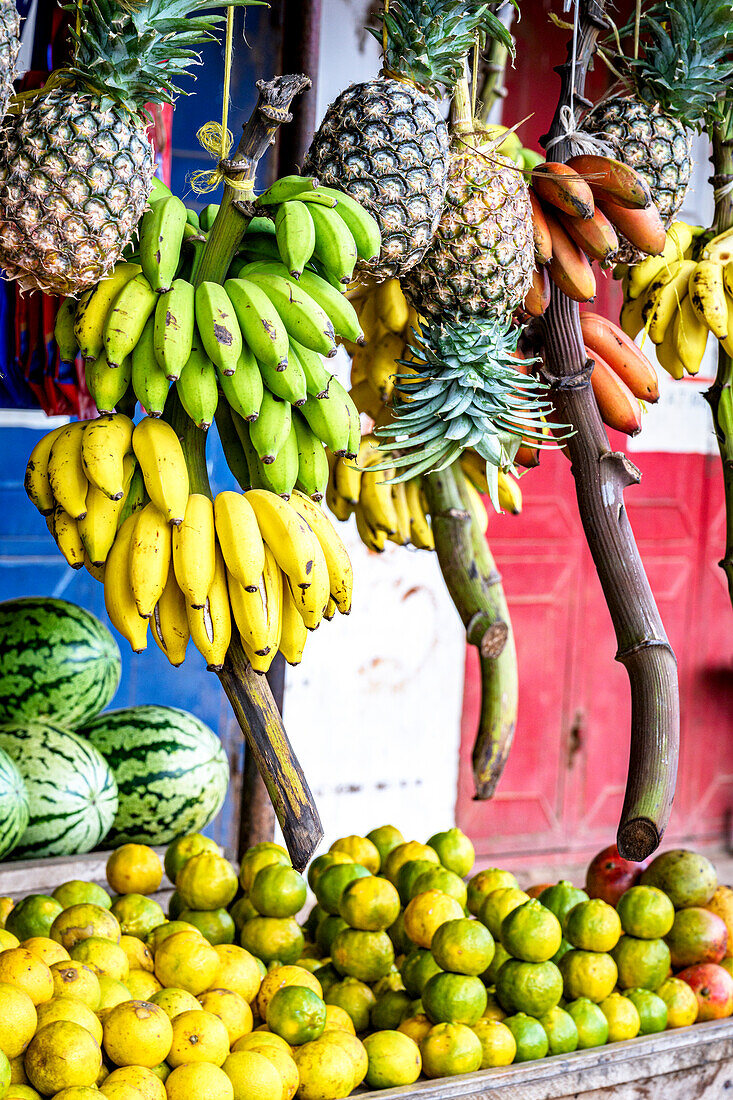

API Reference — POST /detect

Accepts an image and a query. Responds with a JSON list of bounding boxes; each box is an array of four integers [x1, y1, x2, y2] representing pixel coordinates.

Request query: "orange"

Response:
[[616, 885, 675, 939], [338, 876, 400, 931], [564, 998, 609, 1048], [363, 1030, 421, 1088], [314, 863, 370, 916], [292, 1036, 359, 1100], [410, 867, 468, 908], [126, 970, 161, 1000], [624, 988, 668, 1034], [495, 959, 563, 1017], [238, 843, 291, 894], [224, 1049, 285, 1100], [53, 881, 111, 910], [329, 835, 380, 874], [146, 921, 202, 953], [396, 860, 440, 906], [165, 1062, 234, 1100], [370, 989, 413, 1030], [49, 961, 101, 1010], [324, 977, 376, 1033], [398, 1013, 432, 1045], [240, 1042, 298, 1100], [323, 1004, 356, 1035], [240, 916, 304, 967], [150, 986, 201, 1019], [537, 1006, 578, 1054], [366, 825, 405, 870], [6, 896, 63, 941], [20, 937, 68, 967], [168, 1009, 230, 1067], [24, 1021, 102, 1095], [100, 1065, 167, 1100], [50, 905, 121, 951], [537, 881, 589, 928], [256, 965, 322, 1020], [706, 885, 733, 956], [564, 899, 622, 952], [323, 1030, 368, 1087], [231, 1032, 291, 1055], [0, 982, 36, 1058], [430, 918, 495, 976], [330, 929, 394, 982], [199, 989, 253, 1045], [657, 976, 699, 1027], [154, 931, 220, 994], [559, 950, 618, 1003], [599, 992, 641, 1042], [267, 986, 326, 1045], [306, 853, 353, 894], [422, 972, 487, 1025], [177, 854, 238, 911], [106, 844, 163, 896], [612, 935, 671, 990], [400, 948, 442, 998], [165, 834, 222, 884], [119, 934, 154, 973], [210, 944, 262, 1004], [249, 866, 307, 918], [419, 1022, 482, 1078], [384, 842, 440, 886], [70, 938, 129, 982], [426, 828, 475, 878], [502, 900, 562, 963], [471, 1018, 516, 1067], [0, 948, 52, 1005], [36, 995, 103, 1045], [102, 1000, 173, 1067], [110, 894, 166, 941], [479, 887, 530, 938], [466, 869, 518, 916], [403, 891, 464, 949], [179, 908, 236, 946]]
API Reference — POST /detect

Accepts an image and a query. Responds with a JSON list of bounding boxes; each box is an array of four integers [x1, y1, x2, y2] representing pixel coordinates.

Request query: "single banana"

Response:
[[228, 570, 270, 654], [176, 335, 219, 430], [74, 262, 141, 361], [299, 379, 352, 455], [241, 271, 337, 357], [375, 280, 409, 334], [366, 330, 404, 403], [689, 260, 729, 339], [257, 349, 308, 406], [151, 565, 190, 667], [293, 411, 329, 501], [104, 513, 149, 652], [355, 502, 387, 552], [84, 553, 106, 584], [104, 273, 158, 368], [187, 544, 231, 670], [279, 572, 308, 665], [249, 390, 292, 464], [78, 453, 135, 565], [86, 352, 133, 415], [245, 488, 323, 599], [132, 316, 170, 416], [405, 477, 434, 550], [245, 262, 363, 345], [217, 346, 264, 422], [55, 296, 79, 362], [223, 278, 289, 370], [249, 415, 300, 498], [214, 490, 265, 592], [323, 596, 337, 621], [332, 455, 361, 508], [262, 545, 283, 656], [132, 416, 190, 525], [291, 340, 332, 398], [172, 493, 216, 609], [311, 187, 381, 263], [81, 413, 134, 500], [194, 282, 243, 376], [154, 278, 195, 381], [390, 480, 412, 545], [655, 320, 685, 380], [25, 425, 68, 515], [308, 202, 358, 285], [275, 200, 316, 278], [647, 259, 697, 344], [289, 490, 353, 614], [360, 464, 399, 535], [675, 293, 710, 375], [139, 194, 188, 293], [129, 500, 172, 617], [50, 505, 85, 569], [48, 421, 88, 520], [497, 470, 522, 514], [255, 175, 319, 205]]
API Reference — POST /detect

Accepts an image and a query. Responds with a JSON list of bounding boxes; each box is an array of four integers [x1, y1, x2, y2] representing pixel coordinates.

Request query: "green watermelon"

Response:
[[0, 720, 118, 859], [78, 706, 229, 845], [0, 598, 121, 726], [0, 746, 29, 859]]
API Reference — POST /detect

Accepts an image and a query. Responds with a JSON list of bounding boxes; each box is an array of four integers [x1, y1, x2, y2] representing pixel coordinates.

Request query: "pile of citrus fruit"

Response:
[[0, 829, 732, 1099]]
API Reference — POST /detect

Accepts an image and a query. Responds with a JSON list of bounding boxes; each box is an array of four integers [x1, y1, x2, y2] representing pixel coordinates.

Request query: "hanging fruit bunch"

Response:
[[0, 0, 19, 120]]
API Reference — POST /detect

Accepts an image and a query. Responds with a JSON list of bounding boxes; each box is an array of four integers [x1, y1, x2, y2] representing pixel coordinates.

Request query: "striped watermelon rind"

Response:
[[0, 720, 119, 859], [0, 746, 29, 859], [78, 705, 229, 846], [0, 598, 121, 727]]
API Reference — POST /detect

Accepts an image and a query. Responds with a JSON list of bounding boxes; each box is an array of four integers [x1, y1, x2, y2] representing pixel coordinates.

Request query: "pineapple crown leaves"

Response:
[[372, 315, 558, 482], [612, 0, 733, 128], [370, 0, 517, 94], [66, 0, 264, 108]]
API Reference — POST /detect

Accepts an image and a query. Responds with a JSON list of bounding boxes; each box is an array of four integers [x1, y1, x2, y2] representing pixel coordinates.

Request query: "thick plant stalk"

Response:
[[425, 464, 518, 798], [706, 112, 733, 607], [167, 76, 323, 870], [539, 1, 679, 861]]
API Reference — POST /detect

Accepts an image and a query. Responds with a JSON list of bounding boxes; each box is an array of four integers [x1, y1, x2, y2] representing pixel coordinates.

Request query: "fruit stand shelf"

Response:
[[0, 849, 170, 899], [358, 1019, 733, 1099]]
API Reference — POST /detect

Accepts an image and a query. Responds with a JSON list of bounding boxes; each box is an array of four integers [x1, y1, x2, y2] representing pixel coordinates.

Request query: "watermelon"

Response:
[[0, 720, 118, 859], [0, 598, 121, 726], [0, 746, 29, 859], [78, 706, 229, 845]]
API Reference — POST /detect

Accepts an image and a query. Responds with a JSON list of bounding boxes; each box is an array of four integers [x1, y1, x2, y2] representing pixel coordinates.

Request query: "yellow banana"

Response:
[[214, 491, 265, 594], [355, 502, 386, 552], [132, 417, 189, 525], [279, 574, 308, 665], [460, 449, 490, 494], [619, 287, 647, 340], [497, 470, 522, 515], [228, 572, 269, 655], [689, 260, 729, 339], [723, 261, 733, 300], [390, 480, 412, 545], [24, 425, 68, 515], [702, 226, 733, 263], [657, 317, 685, 380], [465, 478, 489, 533], [172, 493, 216, 609], [289, 491, 354, 614], [262, 545, 283, 658], [74, 262, 141, 361], [187, 544, 231, 670], [151, 566, 190, 667], [81, 413, 134, 500], [366, 330, 404, 403], [47, 421, 88, 520], [325, 474, 352, 522], [405, 478, 433, 550], [647, 260, 697, 345], [721, 293, 733, 359], [104, 513, 149, 652], [78, 454, 135, 566], [50, 505, 85, 569], [83, 553, 105, 584], [129, 501, 172, 618], [245, 489, 323, 600], [333, 455, 362, 507], [359, 465, 399, 535], [675, 294, 710, 375], [324, 596, 337, 621], [375, 278, 409, 333]]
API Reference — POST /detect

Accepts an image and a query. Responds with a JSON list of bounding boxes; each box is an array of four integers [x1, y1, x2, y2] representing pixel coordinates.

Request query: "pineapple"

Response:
[[0, 0, 19, 122], [581, 0, 733, 229], [401, 123, 534, 322], [0, 0, 257, 296], [305, 1, 513, 281]]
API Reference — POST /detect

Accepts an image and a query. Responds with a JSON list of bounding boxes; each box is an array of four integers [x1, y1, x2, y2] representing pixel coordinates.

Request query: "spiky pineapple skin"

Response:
[[401, 131, 534, 322], [582, 96, 692, 224], [0, 89, 154, 295], [0, 0, 20, 121], [305, 77, 449, 281]]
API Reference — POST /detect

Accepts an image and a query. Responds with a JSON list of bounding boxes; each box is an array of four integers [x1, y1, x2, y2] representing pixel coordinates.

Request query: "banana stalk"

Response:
[[425, 464, 518, 799], [539, 1, 679, 862], [165, 76, 322, 870], [706, 111, 733, 607]]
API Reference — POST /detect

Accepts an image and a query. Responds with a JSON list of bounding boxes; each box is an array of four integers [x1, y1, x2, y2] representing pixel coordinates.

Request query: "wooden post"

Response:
[[237, 655, 284, 858]]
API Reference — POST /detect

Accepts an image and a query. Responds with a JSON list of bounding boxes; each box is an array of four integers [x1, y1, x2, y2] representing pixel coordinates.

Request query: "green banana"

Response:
[[290, 340, 332, 398], [275, 200, 316, 277], [249, 390, 292, 464], [223, 277, 289, 369], [255, 175, 319, 205], [104, 273, 157, 367], [245, 216, 276, 236], [247, 416, 299, 498], [341, 380, 362, 459], [310, 187, 381, 262], [139, 194, 188, 293], [148, 176, 172, 205], [257, 352, 307, 406], [55, 297, 79, 362], [199, 204, 220, 232], [240, 261, 363, 344], [132, 315, 170, 417], [176, 334, 219, 429], [153, 278, 195, 381], [240, 234, 282, 264], [308, 202, 358, 285], [293, 410, 329, 501], [117, 462, 147, 528], [86, 353, 132, 415], [217, 345, 263, 422], [299, 378, 352, 456], [231, 412, 266, 489], [194, 282, 243, 375], [185, 208, 200, 230], [215, 403, 251, 491], [239, 270, 336, 357]]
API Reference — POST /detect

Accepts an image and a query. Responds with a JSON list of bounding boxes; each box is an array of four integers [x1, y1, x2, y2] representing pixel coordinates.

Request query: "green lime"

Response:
[[366, 826, 405, 871], [483, 942, 512, 985], [316, 863, 371, 915], [422, 972, 488, 1026], [502, 1013, 549, 1062], [110, 893, 166, 939], [303, 903, 327, 941], [168, 891, 185, 920], [538, 1006, 578, 1054], [419, 1022, 482, 1078], [52, 881, 112, 910], [306, 852, 353, 893], [612, 936, 671, 990], [178, 907, 235, 945], [430, 919, 494, 976], [267, 985, 327, 1044], [565, 899, 622, 953], [501, 900, 562, 963], [400, 949, 443, 999], [426, 828, 475, 878], [467, 870, 519, 917], [623, 988, 668, 1034], [411, 867, 468, 908], [538, 882, 589, 929], [164, 833, 221, 883], [250, 865, 307, 918], [239, 915, 304, 965], [388, 911, 412, 955], [495, 959, 563, 1017], [370, 990, 414, 1031], [559, 950, 618, 1003], [565, 998, 609, 1048], [397, 860, 439, 906], [324, 976, 376, 1032], [5, 895, 63, 940], [313, 962, 340, 999], [315, 914, 349, 955], [479, 888, 530, 939], [551, 938, 573, 966], [330, 929, 395, 982], [599, 992, 641, 1041], [616, 885, 675, 939]]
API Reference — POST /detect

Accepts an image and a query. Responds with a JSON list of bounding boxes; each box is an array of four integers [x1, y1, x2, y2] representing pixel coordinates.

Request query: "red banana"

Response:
[[580, 312, 659, 402], [544, 207, 597, 302], [588, 348, 643, 435], [531, 163, 595, 220], [557, 207, 619, 264], [595, 199, 666, 256], [566, 154, 652, 210], [529, 190, 553, 264], [523, 266, 551, 317]]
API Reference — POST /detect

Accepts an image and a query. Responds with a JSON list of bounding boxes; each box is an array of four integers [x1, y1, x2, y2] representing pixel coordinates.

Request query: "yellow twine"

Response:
[[382, 0, 389, 59], [75, 0, 82, 59], [190, 8, 254, 196]]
